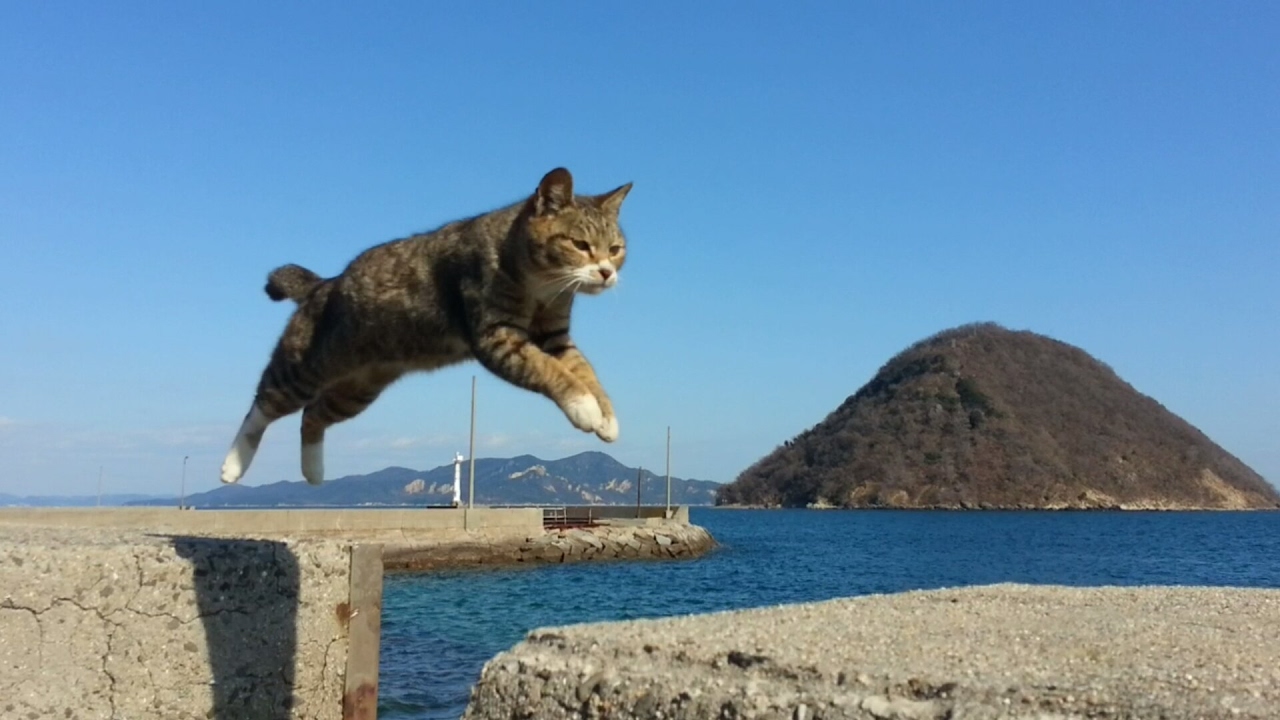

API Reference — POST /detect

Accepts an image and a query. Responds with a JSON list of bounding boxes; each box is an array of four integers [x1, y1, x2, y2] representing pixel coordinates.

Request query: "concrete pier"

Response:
[[463, 584, 1280, 720], [0, 506, 712, 719]]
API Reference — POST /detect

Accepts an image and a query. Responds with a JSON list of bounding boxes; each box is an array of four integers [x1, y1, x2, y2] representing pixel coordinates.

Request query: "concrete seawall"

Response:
[[0, 526, 381, 720], [0, 506, 712, 720], [463, 584, 1280, 720]]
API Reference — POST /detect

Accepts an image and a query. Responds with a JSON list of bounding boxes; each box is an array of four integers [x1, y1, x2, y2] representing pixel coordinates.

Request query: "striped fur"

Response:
[[221, 168, 631, 485]]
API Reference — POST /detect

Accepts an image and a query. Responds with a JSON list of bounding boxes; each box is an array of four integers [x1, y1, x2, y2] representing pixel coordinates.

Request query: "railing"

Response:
[[541, 506, 610, 528], [542, 506, 568, 528]]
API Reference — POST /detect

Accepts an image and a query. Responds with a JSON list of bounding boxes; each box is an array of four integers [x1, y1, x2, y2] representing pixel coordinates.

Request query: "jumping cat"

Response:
[[220, 167, 631, 485]]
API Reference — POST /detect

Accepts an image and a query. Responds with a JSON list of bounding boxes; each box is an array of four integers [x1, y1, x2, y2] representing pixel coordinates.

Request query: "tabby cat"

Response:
[[220, 167, 631, 485]]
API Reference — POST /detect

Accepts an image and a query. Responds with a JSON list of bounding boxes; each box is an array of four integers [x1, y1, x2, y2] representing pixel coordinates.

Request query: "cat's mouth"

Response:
[[584, 273, 617, 295]]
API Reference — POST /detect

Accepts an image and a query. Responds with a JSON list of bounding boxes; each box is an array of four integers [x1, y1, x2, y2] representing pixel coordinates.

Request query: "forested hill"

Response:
[[719, 323, 1278, 510]]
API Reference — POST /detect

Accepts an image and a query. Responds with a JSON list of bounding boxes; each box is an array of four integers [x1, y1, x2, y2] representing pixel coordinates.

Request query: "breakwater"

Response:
[[463, 583, 1280, 720], [384, 520, 715, 571], [0, 506, 711, 719]]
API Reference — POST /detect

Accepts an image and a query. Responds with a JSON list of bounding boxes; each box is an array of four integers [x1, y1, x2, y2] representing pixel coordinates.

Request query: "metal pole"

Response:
[[636, 466, 643, 518], [180, 455, 189, 509], [96, 466, 103, 507], [468, 375, 477, 509], [665, 426, 672, 518]]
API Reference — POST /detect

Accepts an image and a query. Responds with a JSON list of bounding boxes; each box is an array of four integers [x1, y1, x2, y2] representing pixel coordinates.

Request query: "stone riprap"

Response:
[[0, 526, 368, 720], [383, 521, 716, 571], [463, 584, 1280, 720]]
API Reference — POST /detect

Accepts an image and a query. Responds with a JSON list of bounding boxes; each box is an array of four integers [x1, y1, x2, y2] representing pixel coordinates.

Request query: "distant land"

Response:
[[0, 493, 169, 508], [719, 323, 1279, 510], [126, 451, 718, 508]]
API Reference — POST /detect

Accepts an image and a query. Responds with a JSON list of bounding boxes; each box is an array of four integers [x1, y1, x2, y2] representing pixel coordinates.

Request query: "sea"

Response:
[[378, 508, 1280, 719]]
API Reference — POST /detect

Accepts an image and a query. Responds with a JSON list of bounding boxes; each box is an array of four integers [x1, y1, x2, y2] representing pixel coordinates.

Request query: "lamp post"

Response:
[[180, 455, 189, 509], [665, 426, 672, 518]]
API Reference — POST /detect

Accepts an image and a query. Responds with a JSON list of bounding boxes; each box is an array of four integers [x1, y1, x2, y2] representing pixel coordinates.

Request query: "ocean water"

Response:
[[378, 508, 1280, 719]]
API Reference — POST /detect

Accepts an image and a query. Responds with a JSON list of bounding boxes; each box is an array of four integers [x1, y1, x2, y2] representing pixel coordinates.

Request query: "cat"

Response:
[[220, 167, 631, 486]]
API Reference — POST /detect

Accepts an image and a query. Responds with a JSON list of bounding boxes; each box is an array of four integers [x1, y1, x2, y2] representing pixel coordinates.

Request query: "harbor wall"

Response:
[[0, 506, 544, 535], [383, 520, 715, 571], [0, 506, 711, 719]]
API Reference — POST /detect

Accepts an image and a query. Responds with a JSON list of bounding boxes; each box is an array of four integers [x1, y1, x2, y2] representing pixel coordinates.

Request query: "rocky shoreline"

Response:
[[383, 521, 716, 572]]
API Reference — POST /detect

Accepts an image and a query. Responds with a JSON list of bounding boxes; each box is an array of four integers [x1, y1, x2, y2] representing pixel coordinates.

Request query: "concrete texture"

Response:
[[463, 584, 1280, 720], [0, 506, 544, 537], [0, 525, 371, 720], [383, 521, 716, 571], [0, 507, 713, 719]]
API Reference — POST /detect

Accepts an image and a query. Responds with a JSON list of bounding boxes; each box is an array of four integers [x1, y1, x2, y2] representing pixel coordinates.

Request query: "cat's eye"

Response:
[[609, 245, 623, 256], [571, 239, 591, 253]]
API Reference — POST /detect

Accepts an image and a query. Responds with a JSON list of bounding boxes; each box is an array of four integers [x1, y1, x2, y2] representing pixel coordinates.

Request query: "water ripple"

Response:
[[379, 508, 1280, 719]]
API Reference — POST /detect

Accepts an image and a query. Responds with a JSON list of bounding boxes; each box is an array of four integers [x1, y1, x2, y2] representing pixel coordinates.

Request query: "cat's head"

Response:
[[524, 167, 631, 297]]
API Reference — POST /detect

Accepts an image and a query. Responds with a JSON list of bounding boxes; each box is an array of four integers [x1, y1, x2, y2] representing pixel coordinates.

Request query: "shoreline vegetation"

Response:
[[714, 503, 1280, 512]]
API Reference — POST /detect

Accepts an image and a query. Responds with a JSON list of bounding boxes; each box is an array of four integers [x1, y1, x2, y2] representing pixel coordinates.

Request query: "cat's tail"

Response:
[[265, 264, 323, 303]]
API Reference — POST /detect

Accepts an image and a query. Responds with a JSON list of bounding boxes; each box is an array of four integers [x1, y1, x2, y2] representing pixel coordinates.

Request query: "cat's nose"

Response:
[[598, 267, 613, 280]]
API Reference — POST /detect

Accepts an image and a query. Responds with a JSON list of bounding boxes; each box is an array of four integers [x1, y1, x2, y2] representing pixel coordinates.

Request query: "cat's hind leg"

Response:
[[221, 404, 271, 484], [220, 352, 327, 484], [298, 366, 401, 485]]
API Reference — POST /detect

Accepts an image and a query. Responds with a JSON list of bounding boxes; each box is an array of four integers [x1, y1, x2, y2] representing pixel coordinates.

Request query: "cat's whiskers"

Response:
[[539, 272, 582, 301]]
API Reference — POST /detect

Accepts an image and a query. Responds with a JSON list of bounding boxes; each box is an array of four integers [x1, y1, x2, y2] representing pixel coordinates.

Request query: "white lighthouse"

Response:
[[452, 452, 464, 507]]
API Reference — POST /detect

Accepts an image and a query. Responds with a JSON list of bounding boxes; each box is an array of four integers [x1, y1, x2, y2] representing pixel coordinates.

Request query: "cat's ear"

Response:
[[596, 182, 633, 215], [534, 167, 574, 215]]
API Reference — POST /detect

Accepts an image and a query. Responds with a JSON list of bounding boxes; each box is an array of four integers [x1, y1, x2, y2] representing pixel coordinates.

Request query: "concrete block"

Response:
[[0, 526, 379, 720]]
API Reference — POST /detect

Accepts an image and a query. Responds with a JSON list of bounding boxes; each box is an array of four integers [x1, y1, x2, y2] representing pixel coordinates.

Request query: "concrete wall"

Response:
[[0, 526, 382, 720], [0, 506, 709, 719], [0, 506, 543, 536]]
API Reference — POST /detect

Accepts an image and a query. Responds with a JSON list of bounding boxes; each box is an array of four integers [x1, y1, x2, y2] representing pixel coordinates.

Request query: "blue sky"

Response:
[[1, 2, 1276, 496]]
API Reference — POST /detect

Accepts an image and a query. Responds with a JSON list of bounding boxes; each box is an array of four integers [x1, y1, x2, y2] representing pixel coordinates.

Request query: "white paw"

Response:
[[220, 451, 244, 484], [221, 406, 268, 484], [596, 414, 619, 442], [302, 443, 325, 485], [563, 394, 603, 433], [220, 437, 254, 484]]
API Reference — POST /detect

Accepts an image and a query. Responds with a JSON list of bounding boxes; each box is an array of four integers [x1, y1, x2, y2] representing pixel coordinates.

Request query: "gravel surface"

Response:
[[464, 583, 1280, 719]]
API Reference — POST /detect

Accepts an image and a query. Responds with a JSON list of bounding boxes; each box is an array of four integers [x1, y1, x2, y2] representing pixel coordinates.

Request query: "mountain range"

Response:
[[127, 451, 719, 508], [0, 493, 168, 508]]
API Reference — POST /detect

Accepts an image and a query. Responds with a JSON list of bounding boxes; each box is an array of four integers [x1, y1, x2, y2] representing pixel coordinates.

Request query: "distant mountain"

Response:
[[128, 451, 719, 508], [0, 493, 170, 508], [720, 323, 1279, 510]]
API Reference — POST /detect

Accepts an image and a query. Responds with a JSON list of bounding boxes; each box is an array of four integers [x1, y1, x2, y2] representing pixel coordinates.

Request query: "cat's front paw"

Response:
[[596, 413, 619, 442], [563, 394, 604, 433]]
